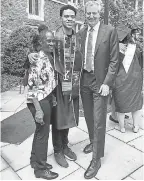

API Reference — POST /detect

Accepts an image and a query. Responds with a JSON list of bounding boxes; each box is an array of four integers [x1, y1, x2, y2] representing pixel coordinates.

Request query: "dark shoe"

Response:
[[84, 159, 101, 179], [133, 126, 139, 133], [83, 143, 93, 154], [34, 169, 58, 180], [31, 162, 52, 170], [125, 115, 129, 119], [54, 152, 69, 168], [63, 146, 77, 161], [109, 115, 118, 123]]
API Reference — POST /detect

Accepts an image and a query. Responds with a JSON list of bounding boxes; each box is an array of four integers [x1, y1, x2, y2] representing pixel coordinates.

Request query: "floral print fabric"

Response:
[[27, 51, 57, 103]]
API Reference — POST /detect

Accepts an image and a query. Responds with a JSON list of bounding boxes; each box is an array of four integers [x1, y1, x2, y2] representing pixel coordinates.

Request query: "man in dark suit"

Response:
[[78, 0, 119, 179]]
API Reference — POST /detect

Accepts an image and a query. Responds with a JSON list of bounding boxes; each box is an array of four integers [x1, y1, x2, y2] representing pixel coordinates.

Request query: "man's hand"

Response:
[[98, 84, 109, 96], [28, 53, 39, 64], [119, 43, 127, 54], [35, 110, 44, 125]]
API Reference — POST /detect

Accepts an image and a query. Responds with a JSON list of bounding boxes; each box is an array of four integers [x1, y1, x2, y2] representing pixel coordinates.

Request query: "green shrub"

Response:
[[1, 73, 21, 92], [1, 28, 12, 53], [2, 26, 38, 77]]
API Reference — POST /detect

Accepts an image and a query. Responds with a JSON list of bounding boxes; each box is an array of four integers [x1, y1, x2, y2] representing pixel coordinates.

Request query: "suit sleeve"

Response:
[[103, 28, 119, 86]]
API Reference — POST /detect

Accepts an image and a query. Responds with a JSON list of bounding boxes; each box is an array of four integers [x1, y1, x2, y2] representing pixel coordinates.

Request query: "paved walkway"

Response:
[[0, 86, 144, 180]]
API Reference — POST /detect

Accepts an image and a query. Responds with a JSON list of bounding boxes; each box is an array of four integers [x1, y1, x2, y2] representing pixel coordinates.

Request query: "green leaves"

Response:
[[2, 26, 38, 77]]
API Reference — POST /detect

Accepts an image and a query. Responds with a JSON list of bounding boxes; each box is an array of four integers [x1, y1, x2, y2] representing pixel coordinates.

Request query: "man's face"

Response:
[[85, 5, 100, 27], [42, 32, 55, 52], [61, 9, 76, 29]]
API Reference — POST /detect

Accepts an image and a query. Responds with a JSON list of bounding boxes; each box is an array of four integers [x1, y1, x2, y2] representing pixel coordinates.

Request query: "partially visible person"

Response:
[[113, 26, 143, 133], [109, 98, 119, 123], [26, 26, 59, 180], [109, 27, 141, 124], [109, 98, 129, 123]]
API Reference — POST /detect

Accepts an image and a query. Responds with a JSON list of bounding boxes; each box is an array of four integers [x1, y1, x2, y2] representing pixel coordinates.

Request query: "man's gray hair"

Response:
[[85, 0, 103, 13]]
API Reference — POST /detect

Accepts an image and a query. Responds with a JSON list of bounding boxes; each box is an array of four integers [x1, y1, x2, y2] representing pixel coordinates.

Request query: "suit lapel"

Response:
[[94, 23, 106, 56]]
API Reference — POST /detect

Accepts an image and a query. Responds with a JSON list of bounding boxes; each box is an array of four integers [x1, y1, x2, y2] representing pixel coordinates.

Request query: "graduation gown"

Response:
[[113, 47, 143, 113], [51, 26, 83, 130]]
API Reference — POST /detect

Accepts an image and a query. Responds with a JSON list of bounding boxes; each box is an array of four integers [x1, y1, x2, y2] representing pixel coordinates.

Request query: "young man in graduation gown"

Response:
[[51, 4, 83, 168]]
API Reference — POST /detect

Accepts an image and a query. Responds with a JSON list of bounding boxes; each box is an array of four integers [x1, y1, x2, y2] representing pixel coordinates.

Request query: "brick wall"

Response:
[[45, 0, 85, 31], [1, 0, 85, 51], [1, 0, 85, 31], [1, 0, 28, 31]]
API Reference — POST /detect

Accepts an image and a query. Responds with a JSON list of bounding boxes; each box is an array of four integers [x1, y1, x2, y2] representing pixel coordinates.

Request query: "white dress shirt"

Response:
[[84, 21, 100, 70]]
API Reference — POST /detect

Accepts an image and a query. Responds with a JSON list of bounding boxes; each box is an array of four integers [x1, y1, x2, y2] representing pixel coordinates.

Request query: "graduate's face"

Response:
[[41, 32, 55, 52], [85, 5, 100, 27], [61, 9, 76, 29]]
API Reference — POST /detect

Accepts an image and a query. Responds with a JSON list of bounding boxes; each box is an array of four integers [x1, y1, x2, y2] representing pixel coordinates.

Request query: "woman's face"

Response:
[[41, 32, 55, 52]]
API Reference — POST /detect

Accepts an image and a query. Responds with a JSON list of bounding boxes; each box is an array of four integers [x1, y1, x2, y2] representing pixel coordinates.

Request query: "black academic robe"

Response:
[[51, 26, 83, 130]]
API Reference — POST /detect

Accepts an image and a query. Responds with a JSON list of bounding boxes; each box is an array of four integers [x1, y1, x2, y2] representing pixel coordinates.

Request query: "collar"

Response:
[[62, 26, 75, 37], [88, 21, 100, 32]]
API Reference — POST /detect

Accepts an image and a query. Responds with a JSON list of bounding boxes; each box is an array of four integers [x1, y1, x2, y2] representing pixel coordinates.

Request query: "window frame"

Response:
[[27, 0, 44, 21], [67, 0, 81, 6]]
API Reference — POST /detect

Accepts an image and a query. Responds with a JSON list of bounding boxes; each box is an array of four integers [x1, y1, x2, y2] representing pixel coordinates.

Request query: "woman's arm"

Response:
[[31, 98, 44, 125]]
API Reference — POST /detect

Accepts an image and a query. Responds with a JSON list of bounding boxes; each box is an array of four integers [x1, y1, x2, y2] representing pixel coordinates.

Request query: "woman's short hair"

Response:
[[37, 25, 54, 40], [32, 25, 53, 51], [38, 24, 49, 33], [60, 4, 77, 17], [85, 0, 103, 13]]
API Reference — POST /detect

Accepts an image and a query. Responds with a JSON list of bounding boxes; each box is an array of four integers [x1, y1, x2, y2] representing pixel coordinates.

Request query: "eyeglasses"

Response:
[[63, 15, 76, 19]]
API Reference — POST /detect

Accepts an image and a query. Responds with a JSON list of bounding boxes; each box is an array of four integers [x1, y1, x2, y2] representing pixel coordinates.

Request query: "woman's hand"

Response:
[[35, 110, 44, 125]]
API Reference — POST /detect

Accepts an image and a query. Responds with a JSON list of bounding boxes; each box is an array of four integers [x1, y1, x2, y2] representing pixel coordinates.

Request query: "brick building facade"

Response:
[[1, 0, 86, 44]]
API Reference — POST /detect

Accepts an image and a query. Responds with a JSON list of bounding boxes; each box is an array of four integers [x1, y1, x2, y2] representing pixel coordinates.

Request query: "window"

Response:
[[68, 0, 81, 6], [28, 0, 44, 21]]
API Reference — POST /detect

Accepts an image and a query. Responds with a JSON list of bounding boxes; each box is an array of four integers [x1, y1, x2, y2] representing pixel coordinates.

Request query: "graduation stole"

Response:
[[62, 34, 76, 94], [55, 27, 79, 96]]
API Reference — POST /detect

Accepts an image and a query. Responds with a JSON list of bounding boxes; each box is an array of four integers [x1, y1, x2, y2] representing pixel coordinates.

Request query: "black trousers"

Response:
[[52, 125, 69, 153], [27, 95, 52, 170], [80, 70, 108, 159]]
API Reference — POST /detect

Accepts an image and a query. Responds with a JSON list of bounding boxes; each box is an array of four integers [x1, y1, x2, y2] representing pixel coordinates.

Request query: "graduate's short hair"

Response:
[[60, 4, 77, 17]]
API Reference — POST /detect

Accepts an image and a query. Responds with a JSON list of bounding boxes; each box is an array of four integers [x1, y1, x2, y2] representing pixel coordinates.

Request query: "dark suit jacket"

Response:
[[78, 23, 119, 87]]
